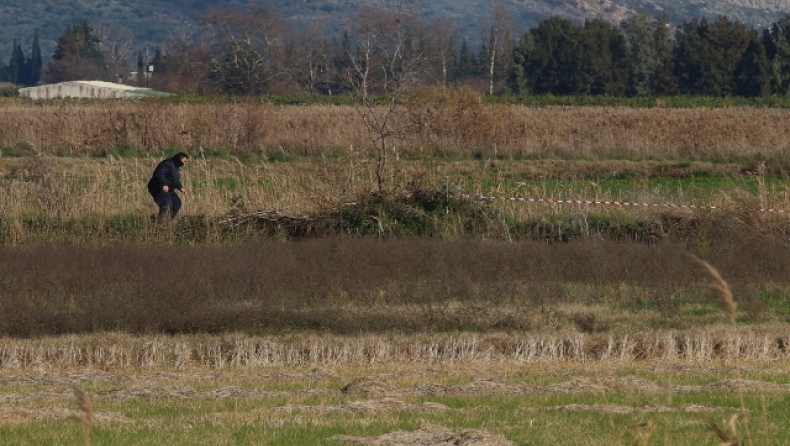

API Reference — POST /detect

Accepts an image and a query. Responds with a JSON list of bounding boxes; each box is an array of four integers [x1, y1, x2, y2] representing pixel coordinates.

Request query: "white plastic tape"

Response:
[[463, 194, 788, 214]]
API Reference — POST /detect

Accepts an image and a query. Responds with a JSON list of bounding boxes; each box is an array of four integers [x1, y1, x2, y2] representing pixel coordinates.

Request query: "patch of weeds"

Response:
[[325, 185, 493, 237], [571, 311, 608, 334], [236, 150, 266, 163], [265, 150, 297, 162], [706, 153, 732, 164], [753, 289, 790, 320], [431, 146, 461, 160], [683, 305, 718, 318], [0, 145, 26, 157], [98, 145, 148, 158], [690, 168, 722, 178], [511, 150, 556, 161], [214, 177, 239, 191], [198, 147, 233, 159], [0, 82, 19, 97], [611, 170, 641, 180]]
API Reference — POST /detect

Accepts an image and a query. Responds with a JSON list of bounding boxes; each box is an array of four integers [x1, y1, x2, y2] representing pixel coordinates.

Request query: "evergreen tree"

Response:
[[335, 31, 352, 72], [577, 18, 628, 95], [152, 46, 165, 73], [52, 20, 104, 64], [622, 12, 674, 95], [27, 31, 43, 86], [650, 14, 678, 95], [456, 38, 476, 78], [8, 40, 25, 85], [517, 16, 583, 95], [45, 20, 106, 83], [766, 16, 790, 94], [476, 41, 489, 77], [673, 16, 754, 96], [136, 51, 145, 86], [735, 37, 771, 96], [509, 32, 534, 93]]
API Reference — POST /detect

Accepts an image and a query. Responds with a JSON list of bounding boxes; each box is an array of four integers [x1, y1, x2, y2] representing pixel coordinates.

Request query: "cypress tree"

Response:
[[28, 31, 43, 86], [8, 40, 25, 85], [137, 51, 145, 86], [335, 31, 352, 72], [456, 38, 475, 78]]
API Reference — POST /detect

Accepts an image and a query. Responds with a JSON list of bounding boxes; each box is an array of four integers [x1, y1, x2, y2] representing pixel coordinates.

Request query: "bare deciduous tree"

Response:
[[202, 6, 285, 95], [282, 25, 334, 94], [479, 3, 516, 95], [94, 23, 133, 83], [344, 7, 427, 191], [151, 27, 215, 94], [421, 18, 460, 90]]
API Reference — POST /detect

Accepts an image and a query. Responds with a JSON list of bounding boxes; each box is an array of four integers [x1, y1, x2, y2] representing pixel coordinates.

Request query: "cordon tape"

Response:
[[462, 194, 790, 214]]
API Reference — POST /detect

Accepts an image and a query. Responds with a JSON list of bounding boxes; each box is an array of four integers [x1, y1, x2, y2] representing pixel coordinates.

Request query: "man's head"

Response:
[[172, 152, 189, 167]]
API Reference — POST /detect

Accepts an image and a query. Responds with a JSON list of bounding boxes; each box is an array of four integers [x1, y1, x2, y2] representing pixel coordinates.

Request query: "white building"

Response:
[[18, 81, 166, 99]]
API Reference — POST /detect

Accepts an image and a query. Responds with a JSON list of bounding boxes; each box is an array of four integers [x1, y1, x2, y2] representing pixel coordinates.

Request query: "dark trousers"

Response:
[[153, 190, 182, 219]]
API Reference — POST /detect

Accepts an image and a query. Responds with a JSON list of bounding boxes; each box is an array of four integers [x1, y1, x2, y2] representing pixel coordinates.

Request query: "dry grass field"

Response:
[[1, 96, 790, 161], [1, 96, 790, 444]]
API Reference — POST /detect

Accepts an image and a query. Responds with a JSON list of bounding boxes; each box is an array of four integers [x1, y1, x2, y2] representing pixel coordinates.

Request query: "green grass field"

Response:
[[2, 360, 788, 445]]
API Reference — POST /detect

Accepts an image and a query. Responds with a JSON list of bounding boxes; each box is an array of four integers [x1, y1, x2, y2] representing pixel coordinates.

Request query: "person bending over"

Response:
[[147, 152, 189, 220]]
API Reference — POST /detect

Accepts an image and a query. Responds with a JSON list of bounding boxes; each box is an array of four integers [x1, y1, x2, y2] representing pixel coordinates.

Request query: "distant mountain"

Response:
[[1, 0, 789, 63]]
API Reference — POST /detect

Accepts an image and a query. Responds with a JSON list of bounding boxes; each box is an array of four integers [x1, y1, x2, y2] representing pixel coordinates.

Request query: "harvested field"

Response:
[[1, 100, 789, 444], [2, 331, 790, 369], [2, 354, 789, 445]]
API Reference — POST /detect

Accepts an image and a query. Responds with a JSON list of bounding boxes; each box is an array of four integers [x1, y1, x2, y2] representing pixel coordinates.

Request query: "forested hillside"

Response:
[[1, 0, 789, 58]]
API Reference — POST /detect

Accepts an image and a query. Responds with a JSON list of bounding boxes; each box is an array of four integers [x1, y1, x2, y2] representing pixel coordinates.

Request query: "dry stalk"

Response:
[[696, 412, 742, 446], [687, 254, 737, 325], [686, 254, 753, 446], [70, 385, 94, 444]]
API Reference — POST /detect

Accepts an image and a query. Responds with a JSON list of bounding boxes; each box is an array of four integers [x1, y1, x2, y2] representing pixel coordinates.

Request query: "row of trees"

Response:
[[510, 14, 790, 97], [0, 33, 42, 86], [4, 7, 790, 97]]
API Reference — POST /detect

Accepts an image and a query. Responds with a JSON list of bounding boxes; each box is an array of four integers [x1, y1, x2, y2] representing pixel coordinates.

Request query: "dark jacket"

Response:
[[147, 156, 183, 197]]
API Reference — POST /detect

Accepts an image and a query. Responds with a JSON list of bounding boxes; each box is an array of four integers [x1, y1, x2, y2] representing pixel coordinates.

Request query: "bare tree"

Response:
[[151, 27, 215, 94], [479, 3, 516, 95], [421, 18, 461, 90], [343, 7, 426, 191], [202, 5, 285, 95], [282, 25, 334, 94], [94, 23, 133, 83]]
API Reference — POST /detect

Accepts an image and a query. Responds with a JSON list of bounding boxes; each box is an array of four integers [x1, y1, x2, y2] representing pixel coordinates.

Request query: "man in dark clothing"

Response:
[[147, 152, 189, 219]]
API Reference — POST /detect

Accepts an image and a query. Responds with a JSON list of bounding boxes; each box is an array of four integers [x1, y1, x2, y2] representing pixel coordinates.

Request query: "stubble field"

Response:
[[1, 96, 790, 445]]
